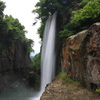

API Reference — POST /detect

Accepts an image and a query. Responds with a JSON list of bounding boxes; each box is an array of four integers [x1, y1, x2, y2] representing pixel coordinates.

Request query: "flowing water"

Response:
[[0, 12, 57, 100], [41, 11, 57, 93]]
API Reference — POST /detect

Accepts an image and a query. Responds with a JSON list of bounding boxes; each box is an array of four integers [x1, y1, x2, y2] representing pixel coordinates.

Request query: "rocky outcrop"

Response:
[[61, 23, 100, 89], [0, 39, 31, 92], [0, 40, 30, 72], [41, 78, 100, 100]]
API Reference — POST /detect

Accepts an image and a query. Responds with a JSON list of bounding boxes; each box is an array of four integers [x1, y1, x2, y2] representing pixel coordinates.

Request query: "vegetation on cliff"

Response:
[[0, 1, 33, 52], [31, 53, 40, 69], [29, 53, 41, 89], [33, 0, 100, 40], [32, 0, 67, 39]]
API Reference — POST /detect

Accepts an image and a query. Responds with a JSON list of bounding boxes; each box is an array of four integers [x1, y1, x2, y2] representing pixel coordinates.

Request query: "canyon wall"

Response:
[[0, 40, 30, 72], [0, 39, 31, 92], [61, 23, 100, 89]]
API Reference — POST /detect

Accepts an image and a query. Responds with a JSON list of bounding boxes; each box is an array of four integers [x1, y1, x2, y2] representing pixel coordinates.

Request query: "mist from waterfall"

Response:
[[41, 11, 57, 93]]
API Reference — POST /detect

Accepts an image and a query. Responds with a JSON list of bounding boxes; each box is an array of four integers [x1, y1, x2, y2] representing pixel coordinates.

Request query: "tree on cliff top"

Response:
[[61, 0, 100, 38], [32, 0, 65, 39], [0, 1, 34, 53], [33, 0, 100, 40], [0, 1, 5, 20], [0, 1, 6, 33], [71, 0, 100, 24]]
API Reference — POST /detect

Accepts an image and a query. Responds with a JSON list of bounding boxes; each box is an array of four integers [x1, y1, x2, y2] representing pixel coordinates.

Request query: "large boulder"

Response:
[[61, 23, 100, 89]]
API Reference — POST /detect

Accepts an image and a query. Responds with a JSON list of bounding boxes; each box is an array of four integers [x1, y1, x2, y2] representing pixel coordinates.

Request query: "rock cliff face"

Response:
[[0, 40, 30, 72], [0, 39, 31, 92], [61, 23, 100, 89]]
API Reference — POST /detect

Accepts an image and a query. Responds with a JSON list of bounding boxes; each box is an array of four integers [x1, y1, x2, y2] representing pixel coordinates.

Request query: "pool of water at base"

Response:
[[0, 86, 41, 100]]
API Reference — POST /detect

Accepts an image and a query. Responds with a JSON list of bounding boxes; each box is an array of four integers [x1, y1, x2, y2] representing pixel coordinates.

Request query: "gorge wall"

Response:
[[0, 39, 31, 92], [61, 22, 100, 89]]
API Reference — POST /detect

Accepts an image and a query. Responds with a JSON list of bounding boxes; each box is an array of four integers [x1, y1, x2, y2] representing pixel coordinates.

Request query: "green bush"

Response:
[[96, 89, 100, 93], [31, 53, 40, 68], [65, 77, 75, 83], [0, 1, 34, 52], [59, 72, 67, 79], [71, 0, 100, 24], [59, 72, 80, 85]]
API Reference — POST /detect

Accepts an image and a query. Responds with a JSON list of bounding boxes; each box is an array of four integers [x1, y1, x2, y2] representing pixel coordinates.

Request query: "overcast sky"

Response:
[[2, 0, 41, 56]]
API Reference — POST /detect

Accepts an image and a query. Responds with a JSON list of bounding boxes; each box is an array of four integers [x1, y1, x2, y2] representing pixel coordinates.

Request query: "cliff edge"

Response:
[[40, 77, 100, 100]]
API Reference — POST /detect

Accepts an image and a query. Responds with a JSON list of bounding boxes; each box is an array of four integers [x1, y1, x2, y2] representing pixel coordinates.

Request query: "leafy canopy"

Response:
[[60, 0, 100, 38], [33, 0, 100, 40], [32, 0, 65, 39], [31, 53, 40, 68], [0, 1, 5, 21], [71, 0, 100, 24], [0, 1, 34, 52]]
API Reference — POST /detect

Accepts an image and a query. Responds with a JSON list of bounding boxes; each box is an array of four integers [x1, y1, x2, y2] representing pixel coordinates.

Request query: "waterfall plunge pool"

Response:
[[0, 86, 41, 100]]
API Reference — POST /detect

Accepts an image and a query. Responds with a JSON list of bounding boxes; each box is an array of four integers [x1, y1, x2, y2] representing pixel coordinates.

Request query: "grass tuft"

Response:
[[58, 72, 80, 85]]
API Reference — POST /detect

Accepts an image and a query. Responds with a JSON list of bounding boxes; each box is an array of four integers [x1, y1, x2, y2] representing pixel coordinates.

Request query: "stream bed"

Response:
[[0, 86, 41, 100]]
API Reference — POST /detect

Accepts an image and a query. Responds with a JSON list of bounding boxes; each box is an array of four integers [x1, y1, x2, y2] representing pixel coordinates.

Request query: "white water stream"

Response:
[[41, 11, 57, 93], [30, 11, 57, 100]]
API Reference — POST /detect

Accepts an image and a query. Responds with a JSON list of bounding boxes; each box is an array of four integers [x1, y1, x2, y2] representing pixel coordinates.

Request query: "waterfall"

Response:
[[41, 11, 57, 93]]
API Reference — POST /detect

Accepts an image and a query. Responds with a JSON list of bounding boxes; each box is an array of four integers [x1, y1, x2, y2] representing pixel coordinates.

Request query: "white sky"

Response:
[[2, 0, 41, 56]]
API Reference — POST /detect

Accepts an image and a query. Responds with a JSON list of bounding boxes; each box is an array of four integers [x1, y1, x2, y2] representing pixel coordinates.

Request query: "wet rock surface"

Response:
[[40, 78, 100, 100]]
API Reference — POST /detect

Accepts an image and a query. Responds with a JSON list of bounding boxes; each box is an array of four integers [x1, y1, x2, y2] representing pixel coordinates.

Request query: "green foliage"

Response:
[[0, 1, 6, 32], [37, 22, 45, 39], [65, 76, 75, 83], [59, 72, 80, 85], [31, 53, 40, 68], [32, 0, 66, 39], [96, 89, 100, 93], [71, 0, 100, 24], [59, 72, 74, 83], [0, 1, 6, 20], [59, 72, 67, 79], [0, 1, 34, 53], [59, 22, 75, 38], [29, 53, 41, 88], [59, 0, 100, 39], [4, 15, 26, 41], [33, 0, 62, 21], [33, 0, 100, 40], [23, 39, 34, 53]]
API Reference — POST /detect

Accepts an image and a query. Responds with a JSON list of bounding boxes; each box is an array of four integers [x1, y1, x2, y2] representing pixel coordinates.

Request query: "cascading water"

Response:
[[41, 11, 57, 93], [30, 11, 57, 100]]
